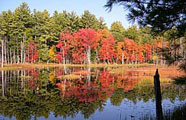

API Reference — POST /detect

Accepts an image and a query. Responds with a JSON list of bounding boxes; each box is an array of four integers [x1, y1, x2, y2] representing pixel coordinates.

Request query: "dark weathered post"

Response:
[[154, 69, 163, 120]]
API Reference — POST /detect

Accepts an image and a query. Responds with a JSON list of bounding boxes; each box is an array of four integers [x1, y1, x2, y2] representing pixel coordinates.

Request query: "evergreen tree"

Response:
[[80, 10, 99, 30], [110, 21, 125, 42]]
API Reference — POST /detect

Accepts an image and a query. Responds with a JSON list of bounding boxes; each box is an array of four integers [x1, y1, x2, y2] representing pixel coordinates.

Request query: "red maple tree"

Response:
[[26, 40, 38, 63]]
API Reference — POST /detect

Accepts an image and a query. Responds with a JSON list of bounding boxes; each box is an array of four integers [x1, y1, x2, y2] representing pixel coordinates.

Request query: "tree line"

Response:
[[0, 2, 185, 66]]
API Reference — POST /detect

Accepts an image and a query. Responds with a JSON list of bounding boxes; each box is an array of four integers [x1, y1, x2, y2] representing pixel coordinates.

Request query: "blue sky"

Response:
[[0, 0, 132, 28]]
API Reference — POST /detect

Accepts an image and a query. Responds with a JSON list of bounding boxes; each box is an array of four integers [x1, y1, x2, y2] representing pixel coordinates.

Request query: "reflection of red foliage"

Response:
[[28, 79, 37, 90], [56, 70, 116, 102], [56, 77, 101, 103], [116, 71, 139, 92], [27, 69, 39, 90], [56, 82, 63, 89], [56, 68, 64, 78], [99, 71, 114, 88], [28, 69, 39, 79], [55, 69, 140, 102]]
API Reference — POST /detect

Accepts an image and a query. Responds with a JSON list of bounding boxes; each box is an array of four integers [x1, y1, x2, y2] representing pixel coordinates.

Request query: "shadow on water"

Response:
[[0, 67, 186, 120], [173, 76, 186, 85]]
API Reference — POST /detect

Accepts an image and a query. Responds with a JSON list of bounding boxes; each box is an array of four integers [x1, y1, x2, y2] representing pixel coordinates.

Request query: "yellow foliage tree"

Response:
[[49, 45, 56, 62], [49, 71, 55, 85]]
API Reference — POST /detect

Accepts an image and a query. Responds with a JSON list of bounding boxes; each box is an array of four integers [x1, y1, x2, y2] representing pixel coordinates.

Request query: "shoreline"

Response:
[[0, 63, 179, 71], [0, 63, 157, 70]]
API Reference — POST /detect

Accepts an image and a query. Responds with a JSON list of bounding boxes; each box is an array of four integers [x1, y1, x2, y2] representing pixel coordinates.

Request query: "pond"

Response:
[[0, 66, 186, 120]]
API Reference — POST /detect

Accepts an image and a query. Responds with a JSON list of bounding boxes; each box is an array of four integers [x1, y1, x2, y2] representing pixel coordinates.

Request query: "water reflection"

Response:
[[0, 67, 186, 120]]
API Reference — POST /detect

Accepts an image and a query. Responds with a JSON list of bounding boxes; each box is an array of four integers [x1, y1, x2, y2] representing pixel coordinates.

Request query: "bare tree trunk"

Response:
[[156, 56, 159, 65], [96, 49, 99, 64], [122, 53, 124, 64], [87, 46, 91, 65], [4, 40, 7, 64], [135, 53, 138, 64], [17, 39, 19, 64], [1, 38, 4, 67], [7, 44, 9, 64], [174, 39, 177, 65], [10, 48, 12, 64], [62, 48, 65, 64], [180, 37, 184, 63], [23, 35, 26, 63], [21, 41, 23, 63], [13, 49, 16, 64], [153, 46, 155, 64], [160, 55, 163, 65]]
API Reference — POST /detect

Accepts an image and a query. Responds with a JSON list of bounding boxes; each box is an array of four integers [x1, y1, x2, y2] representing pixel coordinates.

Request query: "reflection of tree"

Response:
[[164, 104, 186, 120], [27, 69, 39, 91], [0, 68, 186, 120], [110, 89, 124, 106]]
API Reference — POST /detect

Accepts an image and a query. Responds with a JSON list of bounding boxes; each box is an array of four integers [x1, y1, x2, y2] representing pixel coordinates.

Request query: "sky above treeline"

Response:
[[0, 0, 132, 28]]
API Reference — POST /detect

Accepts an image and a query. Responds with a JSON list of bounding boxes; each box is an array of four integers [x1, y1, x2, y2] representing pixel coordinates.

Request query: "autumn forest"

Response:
[[1, 1, 186, 120], [1, 2, 185, 67]]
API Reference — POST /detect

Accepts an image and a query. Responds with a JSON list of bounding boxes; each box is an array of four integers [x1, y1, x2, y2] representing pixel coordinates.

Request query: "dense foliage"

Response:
[[105, 0, 186, 70], [0, 2, 185, 66]]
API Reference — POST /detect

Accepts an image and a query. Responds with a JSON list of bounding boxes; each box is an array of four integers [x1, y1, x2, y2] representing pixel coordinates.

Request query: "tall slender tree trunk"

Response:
[[174, 39, 177, 65], [152, 46, 155, 64], [160, 55, 163, 65], [135, 53, 138, 64], [87, 46, 91, 65], [180, 37, 183, 64], [96, 49, 99, 64], [7, 44, 9, 64], [22, 33, 26, 63], [4, 39, 7, 64], [122, 53, 124, 64], [17, 40, 19, 64], [132, 50, 135, 64], [1, 38, 4, 67], [13, 49, 16, 64], [62, 48, 65, 64], [10, 49, 12, 64], [21, 41, 23, 63], [23, 35, 26, 63]]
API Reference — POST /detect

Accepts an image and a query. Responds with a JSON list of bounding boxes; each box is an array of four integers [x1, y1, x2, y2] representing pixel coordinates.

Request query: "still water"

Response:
[[0, 66, 186, 120]]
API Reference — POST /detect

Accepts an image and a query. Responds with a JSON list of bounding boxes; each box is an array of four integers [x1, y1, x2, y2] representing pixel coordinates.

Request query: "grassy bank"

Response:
[[0, 63, 155, 70]]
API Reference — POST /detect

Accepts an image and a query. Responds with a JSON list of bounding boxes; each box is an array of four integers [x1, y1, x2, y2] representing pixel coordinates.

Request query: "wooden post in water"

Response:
[[154, 69, 163, 120]]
